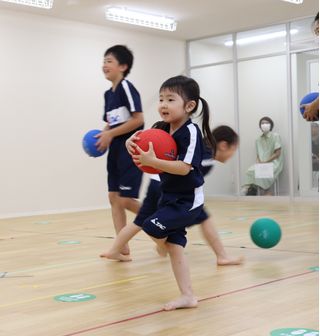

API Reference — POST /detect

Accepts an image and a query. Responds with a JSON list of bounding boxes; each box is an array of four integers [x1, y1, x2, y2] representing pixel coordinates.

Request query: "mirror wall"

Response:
[[188, 17, 319, 198]]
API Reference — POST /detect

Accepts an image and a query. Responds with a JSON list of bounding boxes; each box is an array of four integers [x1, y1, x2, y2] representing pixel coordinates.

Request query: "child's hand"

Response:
[[126, 131, 142, 155], [132, 142, 156, 168], [95, 131, 113, 151], [301, 103, 319, 121]]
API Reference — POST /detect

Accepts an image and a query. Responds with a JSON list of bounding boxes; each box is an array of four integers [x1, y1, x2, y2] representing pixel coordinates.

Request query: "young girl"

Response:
[[101, 125, 242, 264], [101, 75, 238, 310], [191, 125, 242, 265]]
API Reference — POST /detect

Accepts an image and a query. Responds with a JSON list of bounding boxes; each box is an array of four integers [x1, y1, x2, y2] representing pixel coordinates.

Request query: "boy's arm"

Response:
[[302, 97, 319, 121], [108, 112, 144, 138], [96, 112, 143, 151]]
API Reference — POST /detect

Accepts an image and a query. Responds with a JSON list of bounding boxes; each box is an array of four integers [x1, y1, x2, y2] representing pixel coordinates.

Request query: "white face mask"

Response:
[[261, 123, 271, 133]]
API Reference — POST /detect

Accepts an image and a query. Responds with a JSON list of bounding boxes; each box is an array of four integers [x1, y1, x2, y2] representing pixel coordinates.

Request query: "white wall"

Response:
[[0, 9, 185, 218]]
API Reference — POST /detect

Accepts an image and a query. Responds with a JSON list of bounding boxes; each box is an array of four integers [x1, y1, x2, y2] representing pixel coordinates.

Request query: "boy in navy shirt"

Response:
[[96, 45, 144, 255]]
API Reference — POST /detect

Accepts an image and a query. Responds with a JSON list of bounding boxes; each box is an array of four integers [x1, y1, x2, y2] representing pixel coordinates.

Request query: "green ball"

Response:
[[250, 218, 282, 249]]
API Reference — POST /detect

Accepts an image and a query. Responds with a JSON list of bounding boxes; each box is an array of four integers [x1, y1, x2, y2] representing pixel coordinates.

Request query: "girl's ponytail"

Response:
[[199, 97, 216, 153]]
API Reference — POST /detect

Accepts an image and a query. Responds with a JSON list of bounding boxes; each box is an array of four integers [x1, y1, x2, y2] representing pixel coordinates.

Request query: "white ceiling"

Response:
[[0, 0, 318, 40]]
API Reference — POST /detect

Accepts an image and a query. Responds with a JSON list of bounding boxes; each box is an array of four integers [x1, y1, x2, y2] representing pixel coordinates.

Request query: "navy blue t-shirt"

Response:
[[160, 119, 205, 193], [103, 79, 143, 137]]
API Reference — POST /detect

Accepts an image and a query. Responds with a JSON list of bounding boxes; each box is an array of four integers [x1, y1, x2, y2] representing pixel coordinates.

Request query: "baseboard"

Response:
[[205, 195, 318, 203], [0, 205, 110, 219]]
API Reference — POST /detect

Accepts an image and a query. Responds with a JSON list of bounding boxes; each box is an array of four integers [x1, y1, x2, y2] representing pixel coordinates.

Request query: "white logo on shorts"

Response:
[[150, 218, 166, 230], [119, 185, 132, 190]]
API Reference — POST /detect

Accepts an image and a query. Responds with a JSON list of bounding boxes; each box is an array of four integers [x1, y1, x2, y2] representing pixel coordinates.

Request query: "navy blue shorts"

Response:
[[134, 179, 161, 226], [187, 207, 209, 226], [142, 190, 207, 247], [107, 136, 143, 198]]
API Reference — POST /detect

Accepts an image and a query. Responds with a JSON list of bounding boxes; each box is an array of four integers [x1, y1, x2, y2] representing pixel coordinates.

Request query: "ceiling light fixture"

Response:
[[105, 6, 177, 32], [281, 0, 303, 4], [225, 29, 299, 46], [0, 0, 53, 9]]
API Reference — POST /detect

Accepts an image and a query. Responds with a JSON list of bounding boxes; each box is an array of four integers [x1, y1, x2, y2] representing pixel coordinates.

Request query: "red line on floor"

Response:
[[199, 270, 315, 302], [62, 270, 316, 336], [62, 310, 163, 336]]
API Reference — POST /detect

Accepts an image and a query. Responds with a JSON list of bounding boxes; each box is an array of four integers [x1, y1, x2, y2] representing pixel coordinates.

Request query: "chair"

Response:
[[254, 163, 279, 196]]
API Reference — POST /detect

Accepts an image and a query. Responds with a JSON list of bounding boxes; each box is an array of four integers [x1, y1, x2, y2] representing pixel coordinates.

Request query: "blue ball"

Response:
[[300, 92, 319, 115], [82, 129, 107, 157]]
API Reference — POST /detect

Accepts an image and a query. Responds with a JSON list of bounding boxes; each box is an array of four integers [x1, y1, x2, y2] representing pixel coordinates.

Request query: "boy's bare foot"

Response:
[[163, 295, 198, 311], [217, 255, 244, 266], [156, 245, 168, 257], [99, 251, 132, 262]]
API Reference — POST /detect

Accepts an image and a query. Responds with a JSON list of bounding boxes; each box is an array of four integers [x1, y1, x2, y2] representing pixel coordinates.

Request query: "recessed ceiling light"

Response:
[[281, 0, 303, 4], [0, 0, 53, 9], [105, 6, 177, 32]]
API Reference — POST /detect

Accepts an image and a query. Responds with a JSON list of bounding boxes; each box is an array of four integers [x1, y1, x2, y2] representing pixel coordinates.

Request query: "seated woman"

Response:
[[243, 117, 284, 196]]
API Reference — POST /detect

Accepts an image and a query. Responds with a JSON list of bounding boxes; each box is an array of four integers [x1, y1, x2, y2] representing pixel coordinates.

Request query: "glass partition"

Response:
[[188, 16, 319, 197], [291, 50, 319, 197], [290, 18, 318, 51], [191, 64, 237, 196], [238, 55, 289, 196], [189, 35, 233, 67], [236, 24, 286, 59]]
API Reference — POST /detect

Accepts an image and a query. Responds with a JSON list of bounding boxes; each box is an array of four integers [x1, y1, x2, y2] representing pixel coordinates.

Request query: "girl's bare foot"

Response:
[[120, 244, 130, 256], [163, 295, 198, 311], [217, 255, 244, 266], [99, 250, 132, 262]]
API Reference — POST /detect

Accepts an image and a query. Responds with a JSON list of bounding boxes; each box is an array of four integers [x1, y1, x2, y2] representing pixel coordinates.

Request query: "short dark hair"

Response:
[[211, 126, 239, 146], [314, 12, 319, 23], [104, 45, 133, 77], [259, 116, 274, 131]]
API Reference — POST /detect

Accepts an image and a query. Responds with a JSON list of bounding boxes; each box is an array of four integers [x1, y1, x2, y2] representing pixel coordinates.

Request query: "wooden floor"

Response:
[[0, 200, 318, 336]]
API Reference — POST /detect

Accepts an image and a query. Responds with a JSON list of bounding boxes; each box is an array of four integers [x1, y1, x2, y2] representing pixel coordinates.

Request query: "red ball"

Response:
[[133, 129, 177, 174]]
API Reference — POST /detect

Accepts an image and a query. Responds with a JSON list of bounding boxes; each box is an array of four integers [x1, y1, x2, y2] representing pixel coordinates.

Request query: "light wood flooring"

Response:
[[0, 199, 318, 336]]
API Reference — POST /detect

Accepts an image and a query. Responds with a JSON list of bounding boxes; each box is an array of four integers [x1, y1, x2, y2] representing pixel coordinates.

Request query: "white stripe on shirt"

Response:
[[122, 80, 136, 112], [149, 174, 161, 181], [189, 186, 204, 211], [184, 124, 197, 164], [201, 159, 215, 167]]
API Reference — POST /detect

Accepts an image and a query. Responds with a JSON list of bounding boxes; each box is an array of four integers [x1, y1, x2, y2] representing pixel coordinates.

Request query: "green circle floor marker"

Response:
[[271, 328, 319, 336], [54, 293, 96, 302], [308, 266, 319, 272], [34, 221, 50, 225], [58, 240, 81, 245]]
